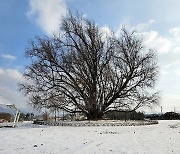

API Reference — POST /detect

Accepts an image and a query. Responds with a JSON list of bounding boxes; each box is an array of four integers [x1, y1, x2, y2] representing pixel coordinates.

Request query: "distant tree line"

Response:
[[0, 113, 11, 122], [105, 111, 180, 120], [0, 112, 34, 122], [146, 112, 180, 120]]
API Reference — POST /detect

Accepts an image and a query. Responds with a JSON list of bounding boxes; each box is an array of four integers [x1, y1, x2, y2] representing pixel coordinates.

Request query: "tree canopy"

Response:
[[20, 13, 159, 120]]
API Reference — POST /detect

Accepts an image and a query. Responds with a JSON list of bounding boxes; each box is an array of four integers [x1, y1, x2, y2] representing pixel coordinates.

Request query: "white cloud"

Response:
[[115, 19, 155, 37], [134, 25, 180, 55], [0, 68, 23, 84], [0, 68, 27, 109], [176, 70, 180, 77], [140, 31, 172, 53], [1, 54, 16, 60], [169, 28, 180, 39], [27, 0, 68, 35], [115, 20, 172, 54], [133, 19, 155, 32], [0, 95, 12, 105], [119, 20, 171, 53], [101, 26, 111, 36], [100, 26, 112, 41]]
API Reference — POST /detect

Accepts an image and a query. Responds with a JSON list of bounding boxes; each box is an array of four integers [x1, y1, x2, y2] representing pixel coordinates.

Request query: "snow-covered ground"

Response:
[[0, 120, 180, 154]]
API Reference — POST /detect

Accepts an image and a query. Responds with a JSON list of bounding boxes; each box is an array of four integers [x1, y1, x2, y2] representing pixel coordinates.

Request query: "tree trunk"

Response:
[[86, 110, 103, 120]]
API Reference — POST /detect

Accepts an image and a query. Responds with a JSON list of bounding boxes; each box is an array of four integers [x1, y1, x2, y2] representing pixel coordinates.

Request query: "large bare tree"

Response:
[[20, 13, 159, 120]]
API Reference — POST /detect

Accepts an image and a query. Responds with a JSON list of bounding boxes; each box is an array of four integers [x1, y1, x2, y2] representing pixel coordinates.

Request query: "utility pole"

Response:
[[63, 108, 64, 121], [161, 106, 163, 115], [55, 107, 57, 122]]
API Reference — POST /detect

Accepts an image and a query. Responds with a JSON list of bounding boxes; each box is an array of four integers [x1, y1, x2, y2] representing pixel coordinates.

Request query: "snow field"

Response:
[[0, 120, 180, 154]]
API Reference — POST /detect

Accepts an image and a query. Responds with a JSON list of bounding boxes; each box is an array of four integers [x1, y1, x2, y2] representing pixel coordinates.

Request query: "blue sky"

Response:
[[1, 0, 180, 113]]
